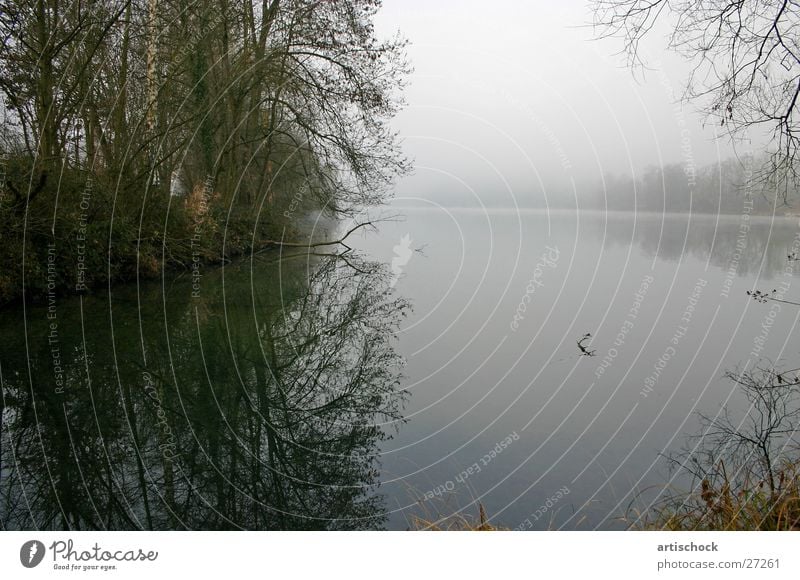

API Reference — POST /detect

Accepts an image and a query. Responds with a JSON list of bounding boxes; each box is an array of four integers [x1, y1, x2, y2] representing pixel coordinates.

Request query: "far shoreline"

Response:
[[388, 204, 800, 220]]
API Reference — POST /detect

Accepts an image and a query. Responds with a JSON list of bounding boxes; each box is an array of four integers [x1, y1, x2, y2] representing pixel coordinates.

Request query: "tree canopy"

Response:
[[0, 0, 410, 303]]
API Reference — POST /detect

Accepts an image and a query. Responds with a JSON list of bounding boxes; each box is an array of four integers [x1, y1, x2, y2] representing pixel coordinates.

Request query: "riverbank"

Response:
[[0, 166, 322, 309], [636, 460, 800, 530]]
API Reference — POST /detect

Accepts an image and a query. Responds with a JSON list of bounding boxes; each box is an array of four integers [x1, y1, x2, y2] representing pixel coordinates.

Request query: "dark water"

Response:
[[2, 209, 799, 530], [0, 251, 409, 530]]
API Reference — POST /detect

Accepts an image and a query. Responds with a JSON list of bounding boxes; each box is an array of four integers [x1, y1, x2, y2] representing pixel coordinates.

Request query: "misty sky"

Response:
[[375, 1, 747, 206]]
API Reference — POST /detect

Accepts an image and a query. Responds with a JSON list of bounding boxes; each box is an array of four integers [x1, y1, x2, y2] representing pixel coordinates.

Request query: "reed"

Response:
[[411, 502, 506, 531], [632, 460, 800, 530]]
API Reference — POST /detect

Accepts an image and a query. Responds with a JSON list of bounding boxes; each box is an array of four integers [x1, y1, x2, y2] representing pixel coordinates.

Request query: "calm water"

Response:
[[351, 207, 800, 530], [2, 209, 799, 530]]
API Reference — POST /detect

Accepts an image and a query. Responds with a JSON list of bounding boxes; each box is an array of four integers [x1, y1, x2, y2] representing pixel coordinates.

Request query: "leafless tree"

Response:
[[593, 0, 800, 199], [696, 363, 800, 493]]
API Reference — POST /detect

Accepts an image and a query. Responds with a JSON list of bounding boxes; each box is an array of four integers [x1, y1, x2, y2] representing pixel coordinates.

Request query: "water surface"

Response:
[[2, 208, 799, 530], [351, 208, 800, 529]]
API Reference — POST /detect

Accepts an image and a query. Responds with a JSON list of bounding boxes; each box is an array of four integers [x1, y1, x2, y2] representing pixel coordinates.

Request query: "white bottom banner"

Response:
[[1, 531, 797, 579]]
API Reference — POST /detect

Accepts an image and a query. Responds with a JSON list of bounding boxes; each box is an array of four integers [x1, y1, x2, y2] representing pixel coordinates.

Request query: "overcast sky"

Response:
[[374, 0, 746, 206]]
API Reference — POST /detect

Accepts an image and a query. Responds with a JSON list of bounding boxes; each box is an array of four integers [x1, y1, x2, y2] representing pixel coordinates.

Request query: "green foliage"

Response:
[[0, 0, 409, 305]]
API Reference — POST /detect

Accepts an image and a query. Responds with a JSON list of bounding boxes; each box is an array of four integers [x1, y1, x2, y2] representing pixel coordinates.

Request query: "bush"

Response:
[[634, 363, 800, 530]]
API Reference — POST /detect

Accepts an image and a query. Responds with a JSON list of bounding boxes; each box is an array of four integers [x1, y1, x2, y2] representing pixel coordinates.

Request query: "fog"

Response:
[[4, 0, 799, 538], [375, 0, 747, 208]]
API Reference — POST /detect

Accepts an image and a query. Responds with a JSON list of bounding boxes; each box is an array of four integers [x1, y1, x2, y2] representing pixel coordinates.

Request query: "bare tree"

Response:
[[640, 361, 800, 529], [700, 364, 800, 493], [592, 0, 800, 199]]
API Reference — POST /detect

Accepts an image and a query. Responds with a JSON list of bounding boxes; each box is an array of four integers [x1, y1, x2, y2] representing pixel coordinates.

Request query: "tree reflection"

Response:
[[595, 214, 800, 279], [0, 254, 409, 530]]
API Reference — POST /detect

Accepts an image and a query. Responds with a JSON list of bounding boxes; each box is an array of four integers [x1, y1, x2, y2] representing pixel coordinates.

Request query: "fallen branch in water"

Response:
[[256, 218, 389, 254], [577, 332, 596, 357]]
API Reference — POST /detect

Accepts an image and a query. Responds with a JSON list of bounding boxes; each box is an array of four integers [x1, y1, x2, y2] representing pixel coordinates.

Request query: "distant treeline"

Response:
[[0, 0, 408, 305], [393, 156, 799, 214], [592, 156, 799, 215]]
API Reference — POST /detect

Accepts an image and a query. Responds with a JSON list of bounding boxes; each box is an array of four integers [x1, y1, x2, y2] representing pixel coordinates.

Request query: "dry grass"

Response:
[[410, 502, 507, 531], [631, 361, 800, 531], [634, 461, 800, 530]]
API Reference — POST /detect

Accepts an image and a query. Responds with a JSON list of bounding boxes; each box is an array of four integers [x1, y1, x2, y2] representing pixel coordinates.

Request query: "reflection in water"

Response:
[[0, 254, 409, 530], [595, 213, 800, 279], [352, 208, 800, 530]]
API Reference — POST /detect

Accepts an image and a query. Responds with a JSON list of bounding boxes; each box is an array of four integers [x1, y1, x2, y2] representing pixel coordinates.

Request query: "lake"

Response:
[[2, 208, 799, 530], [352, 207, 800, 530]]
